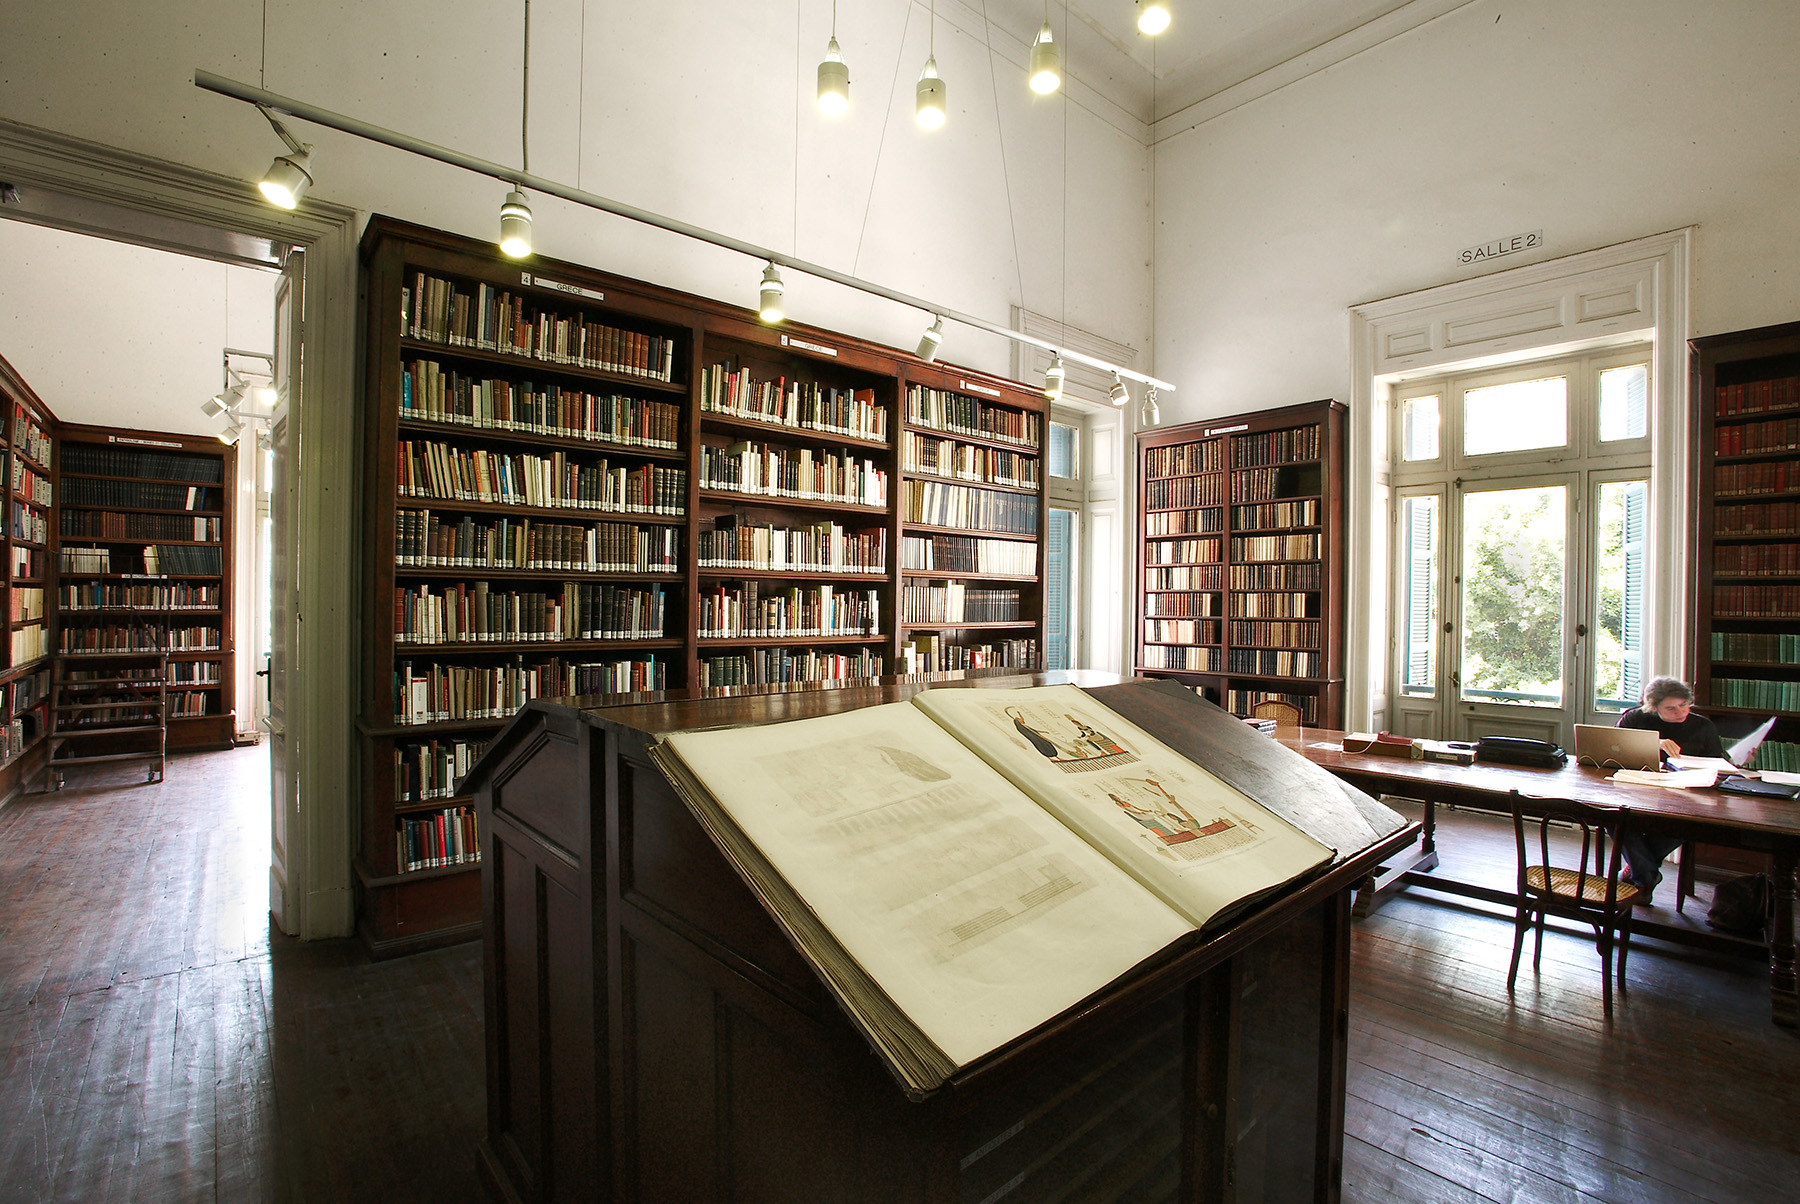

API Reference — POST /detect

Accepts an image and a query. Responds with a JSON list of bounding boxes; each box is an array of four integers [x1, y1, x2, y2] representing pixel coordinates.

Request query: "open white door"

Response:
[[266, 249, 302, 936]]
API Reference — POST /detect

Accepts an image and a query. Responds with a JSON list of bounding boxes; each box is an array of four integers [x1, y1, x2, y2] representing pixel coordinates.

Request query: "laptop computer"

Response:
[[1573, 724, 1663, 771]]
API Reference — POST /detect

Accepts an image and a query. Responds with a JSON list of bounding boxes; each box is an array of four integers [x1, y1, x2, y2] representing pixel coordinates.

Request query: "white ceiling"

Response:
[[0, 218, 277, 438]]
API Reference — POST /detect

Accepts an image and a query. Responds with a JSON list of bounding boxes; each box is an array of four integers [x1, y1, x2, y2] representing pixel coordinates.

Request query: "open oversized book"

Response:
[[649, 683, 1339, 1095]]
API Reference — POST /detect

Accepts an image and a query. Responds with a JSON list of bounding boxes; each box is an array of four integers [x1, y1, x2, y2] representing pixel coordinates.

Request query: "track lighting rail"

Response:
[[193, 69, 1174, 395]]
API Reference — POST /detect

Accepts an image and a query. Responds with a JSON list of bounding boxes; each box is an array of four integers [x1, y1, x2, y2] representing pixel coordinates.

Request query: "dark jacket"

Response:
[[1617, 706, 1725, 759]]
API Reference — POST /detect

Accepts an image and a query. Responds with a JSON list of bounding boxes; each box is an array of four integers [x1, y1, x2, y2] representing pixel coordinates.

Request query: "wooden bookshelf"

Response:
[[0, 354, 55, 801], [1690, 321, 1800, 775], [357, 217, 1048, 955], [51, 425, 236, 754], [1134, 401, 1346, 727]]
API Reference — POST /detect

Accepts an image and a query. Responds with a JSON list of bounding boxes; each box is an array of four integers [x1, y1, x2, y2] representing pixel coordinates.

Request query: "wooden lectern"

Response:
[[467, 675, 1413, 1203]]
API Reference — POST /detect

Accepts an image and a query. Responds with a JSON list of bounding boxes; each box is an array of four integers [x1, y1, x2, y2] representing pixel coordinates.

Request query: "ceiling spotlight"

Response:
[[916, 316, 944, 363], [1137, 2, 1171, 36], [818, 1, 850, 117], [1029, 18, 1060, 95], [258, 146, 313, 209], [1043, 353, 1065, 401], [1108, 372, 1129, 407], [916, 56, 946, 129], [218, 419, 245, 446], [758, 261, 786, 324], [256, 383, 279, 406], [1139, 386, 1161, 427], [201, 393, 230, 419], [498, 188, 533, 258]]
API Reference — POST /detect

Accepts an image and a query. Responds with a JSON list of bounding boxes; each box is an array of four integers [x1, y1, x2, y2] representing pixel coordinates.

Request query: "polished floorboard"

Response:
[[1, 754, 1795, 1202]]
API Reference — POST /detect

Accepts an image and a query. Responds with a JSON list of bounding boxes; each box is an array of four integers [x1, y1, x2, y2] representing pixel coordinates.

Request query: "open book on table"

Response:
[[649, 683, 1338, 1096]]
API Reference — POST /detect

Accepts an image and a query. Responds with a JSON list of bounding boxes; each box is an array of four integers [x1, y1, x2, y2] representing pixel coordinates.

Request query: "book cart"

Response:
[[466, 674, 1414, 1204], [43, 650, 168, 788], [1135, 401, 1347, 728], [356, 218, 1047, 956]]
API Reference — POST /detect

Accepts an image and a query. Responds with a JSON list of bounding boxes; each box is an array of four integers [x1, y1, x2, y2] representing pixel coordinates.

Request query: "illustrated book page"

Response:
[[911, 684, 1335, 929], [653, 699, 1193, 1092]]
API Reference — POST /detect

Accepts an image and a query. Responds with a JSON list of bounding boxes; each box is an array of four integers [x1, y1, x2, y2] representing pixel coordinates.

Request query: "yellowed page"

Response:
[[657, 700, 1191, 1075], [912, 684, 1333, 928]]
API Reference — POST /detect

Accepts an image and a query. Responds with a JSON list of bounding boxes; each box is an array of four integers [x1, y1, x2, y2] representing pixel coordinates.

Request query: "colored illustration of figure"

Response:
[[1007, 706, 1071, 759], [1110, 792, 1186, 841], [1066, 714, 1128, 758]]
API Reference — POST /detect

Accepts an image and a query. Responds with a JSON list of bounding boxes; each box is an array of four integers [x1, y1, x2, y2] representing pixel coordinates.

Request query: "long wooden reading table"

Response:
[[1277, 728, 1800, 1027]]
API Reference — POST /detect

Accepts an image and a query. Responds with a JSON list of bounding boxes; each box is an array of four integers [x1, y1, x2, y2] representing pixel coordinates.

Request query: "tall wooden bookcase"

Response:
[[356, 217, 1047, 955], [0, 355, 55, 801], [1134, 401, 1346, 727], [1689, 321, 1800, 774], [51, 425, 236, 757]]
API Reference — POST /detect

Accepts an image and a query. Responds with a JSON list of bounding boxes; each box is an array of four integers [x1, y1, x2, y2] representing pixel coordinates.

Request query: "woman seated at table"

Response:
[[1615, 676, 1725, 904]]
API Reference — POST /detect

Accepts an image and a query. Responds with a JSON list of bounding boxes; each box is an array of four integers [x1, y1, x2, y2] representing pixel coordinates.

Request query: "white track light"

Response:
[[916, 56, 946, 129], [1138, 2, 1170, 36], [1139, 387, 1161, 427], [1029, 21, 1060, 95], [1043, 353, 1065, 401], [1108, 372, 1129, 407], [818, 36, 850, 115], [917, 316, 944, 362], [758, 262, 786, 323], [258, 146, 313, 209], [498, 189, 533, 258]]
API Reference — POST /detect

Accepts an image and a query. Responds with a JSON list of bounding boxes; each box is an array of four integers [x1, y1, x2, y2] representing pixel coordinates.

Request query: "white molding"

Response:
[[1346, 229, 1691, 731], [0, 117, 362, 939]]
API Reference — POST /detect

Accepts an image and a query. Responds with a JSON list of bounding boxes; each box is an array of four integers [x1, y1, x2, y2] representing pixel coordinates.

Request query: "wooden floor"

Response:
[[1, 756, 1795, 1202]]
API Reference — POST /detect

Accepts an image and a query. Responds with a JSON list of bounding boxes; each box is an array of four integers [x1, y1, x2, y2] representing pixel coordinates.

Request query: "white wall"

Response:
[[1152, 0, 1800, 424], [2, 0, 1152, 381]]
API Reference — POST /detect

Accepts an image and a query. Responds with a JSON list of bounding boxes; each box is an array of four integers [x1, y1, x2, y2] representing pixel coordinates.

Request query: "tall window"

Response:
[[1390, 348, 1651, 738]]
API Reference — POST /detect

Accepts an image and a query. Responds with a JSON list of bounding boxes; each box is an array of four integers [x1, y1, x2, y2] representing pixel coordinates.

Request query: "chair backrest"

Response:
[[1508, 790, 1633, 909], [1252, 700, 1302, 728]]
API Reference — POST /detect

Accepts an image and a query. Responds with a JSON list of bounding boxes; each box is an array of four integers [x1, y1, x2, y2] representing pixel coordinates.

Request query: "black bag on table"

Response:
[[1473, 735, 1566, 769]]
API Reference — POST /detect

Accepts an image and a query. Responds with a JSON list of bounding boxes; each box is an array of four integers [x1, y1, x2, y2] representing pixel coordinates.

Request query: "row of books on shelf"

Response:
[[896, 633, 1036, 674], [1232, 591, 1319, 618], [1145, 565, 1221, 591], [1230, 562, 1323, 590], [1709, 677, 1800, 712], [395, 582, 667, 644], [1232, 499, 1319, 529], [11, 457, 51, 505], [1715, 500, 1798, 535], [1227, 648, 1320, 676], [1144, 476, 1224, 510], [0, 713, 35, 764], [900, 533, 1036, 576], [12, 405, 51, 468], [12, 546, 39, 579], [10, 502, 46, 545], [905, 386, 1040, 448], [1233, 466, 1318, 503], [11, 624, 46, 664], [1231, 426, 1321, 467], [1143, 441, 1222, 478], [1141, 619, 1322, 651], [699, 440, 888, 506], [1710, 632, 1800, 663], [902, 434, 1038, 488], [59, 511, 221, 543], [59, 545, 224, 576], [4, 668, 47, 715], [397, 439, 686, 515], [394, 737, 492, 803], [170, 692, 211, 718], [1225, 688, 1319, 724], [697, 583, 880, 639], [57, 626, 220, 653], [1714, 377, 1800, 416], [1146, 538, 1220, 566], [395, 654, 669, 724], [401, 359, 681, 446], [1713, 416, 1799, 456], [1141, 645, 1219, 672], [396, 804, 480, 875], [701, 364, 887, 442], [1145, 508, 1222, 535], [1748, 741, 1800, 773], [1228, 619, 1320, 646], [899, 582, 1023, 625], [697, 521, 887, 575], [55, 701, 163, 729], [9, 586, 43, 623], [698, 648, 884, 688], [1143, 619, 1220, 645], [1714, 462, 1795, 496], [900, 480, 1038, 535], [1713, 544, 1800, 575], [1143, 591, 1216, 618], [61, 443, 222, 483], [58, 582, 219, 611], [1711, 585, 1800, 617], [403, 271, 678, 381], [1235, 533, 1321, 561], [394, 511, 679, 574], [60, 480, 218, 511]]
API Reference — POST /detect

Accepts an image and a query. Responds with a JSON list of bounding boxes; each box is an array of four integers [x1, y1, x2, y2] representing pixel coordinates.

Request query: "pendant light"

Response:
[[758, 262, 786, 323], [1137, 2, 1170, 36], [1043, 353, 1065, 401], [817, 1, 849, 115], [1108, 372, 1129, 407], [916, 315, 944, 362], [499, 0, 534, 258], [1028, 4, 1060, 95], [916, 0, 946, 129]]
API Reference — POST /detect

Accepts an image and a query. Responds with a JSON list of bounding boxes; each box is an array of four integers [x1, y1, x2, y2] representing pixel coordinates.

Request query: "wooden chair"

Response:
[[1252, 700, 1302, 728], [1506, 790, 1640, 1017]]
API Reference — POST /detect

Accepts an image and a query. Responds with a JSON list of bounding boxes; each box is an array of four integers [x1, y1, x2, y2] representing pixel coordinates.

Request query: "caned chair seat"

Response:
[[1527, 865, 1643, 905], [1252, 700, 1303, 728]]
